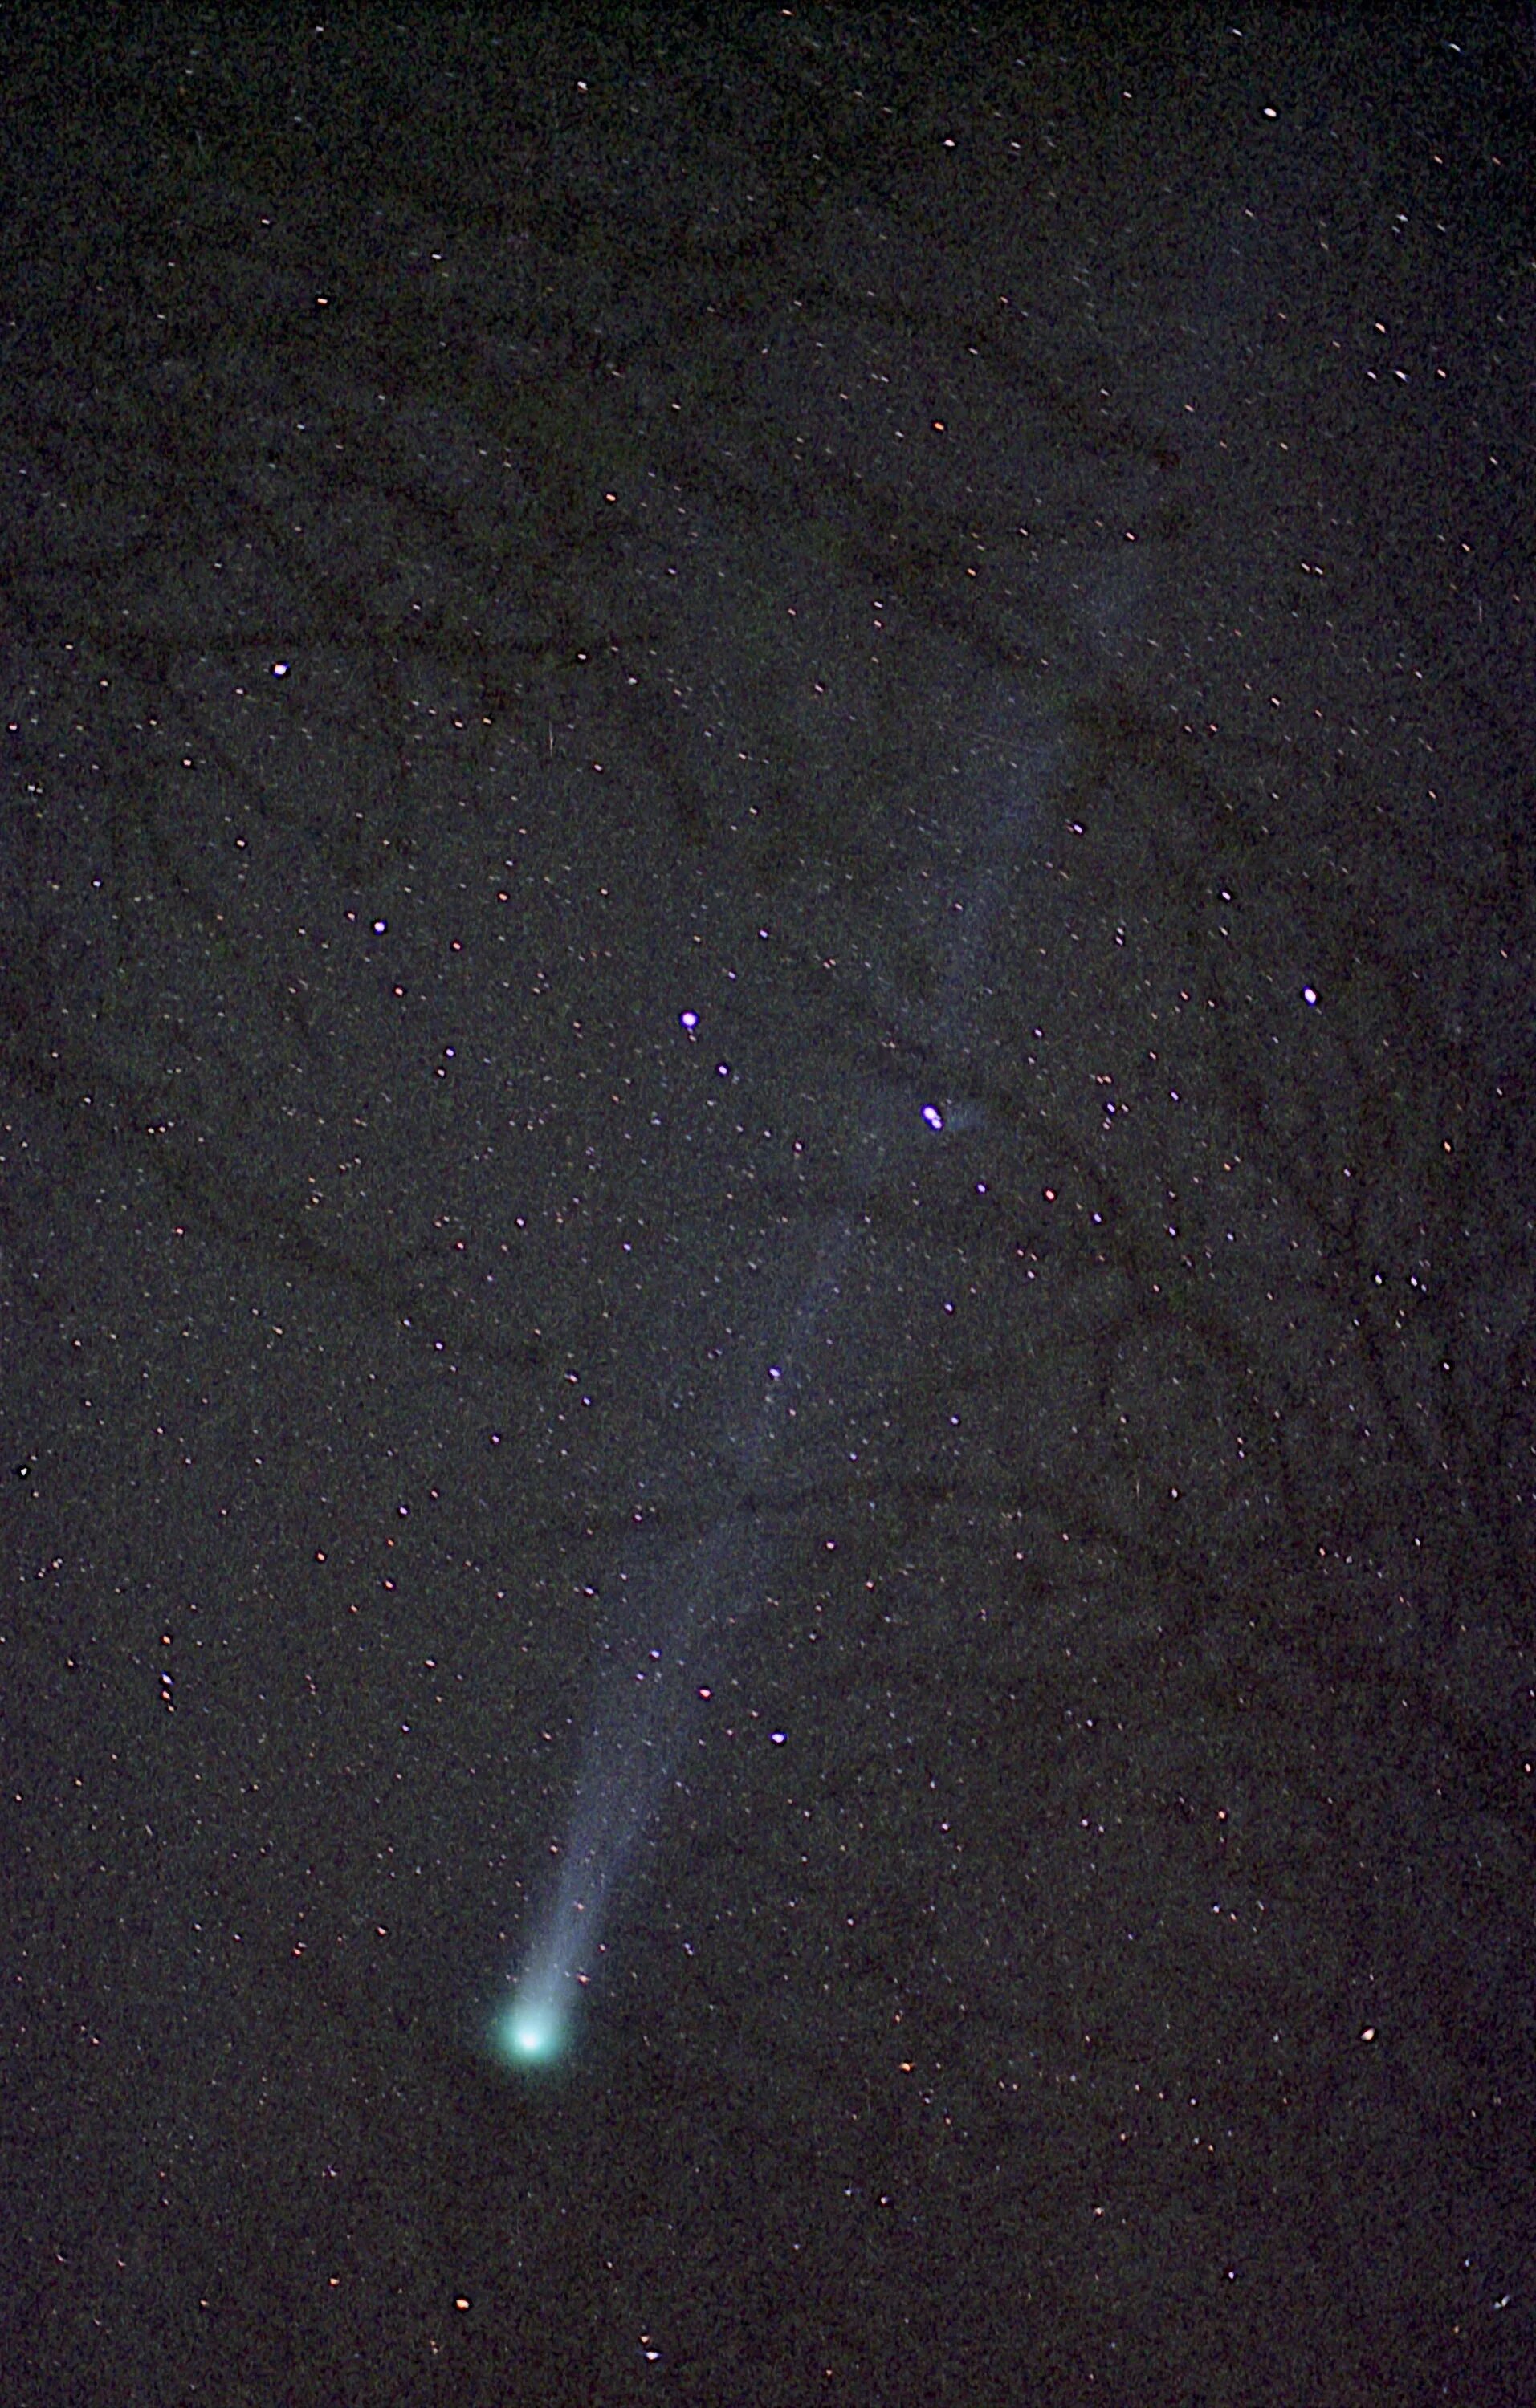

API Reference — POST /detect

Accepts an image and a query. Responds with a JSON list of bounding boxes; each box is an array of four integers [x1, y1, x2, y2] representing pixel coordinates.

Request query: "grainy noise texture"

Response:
[[2, 9, 1532, 2406]]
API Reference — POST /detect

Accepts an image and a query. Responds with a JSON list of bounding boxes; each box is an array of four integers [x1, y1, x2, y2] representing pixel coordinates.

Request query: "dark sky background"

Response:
[[3, 7, 1534, 2403]]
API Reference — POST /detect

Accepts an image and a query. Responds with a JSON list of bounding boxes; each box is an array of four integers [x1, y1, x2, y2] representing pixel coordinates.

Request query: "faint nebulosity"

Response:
[[3, 10, 1532, 2404]]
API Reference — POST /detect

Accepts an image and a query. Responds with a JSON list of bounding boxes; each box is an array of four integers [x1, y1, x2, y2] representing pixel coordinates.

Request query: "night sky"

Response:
[[3, 9, 1534, 2402]]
